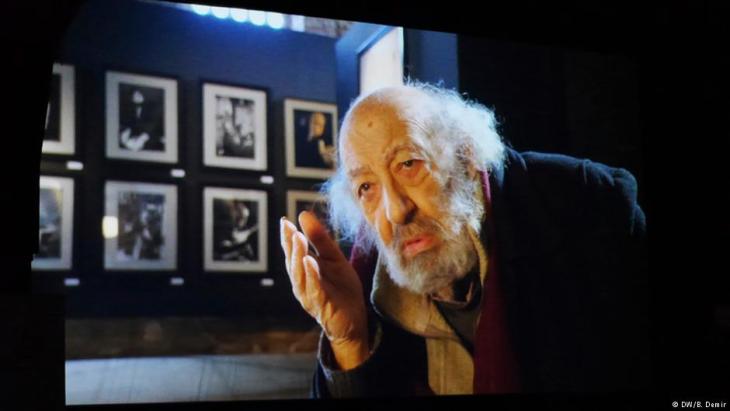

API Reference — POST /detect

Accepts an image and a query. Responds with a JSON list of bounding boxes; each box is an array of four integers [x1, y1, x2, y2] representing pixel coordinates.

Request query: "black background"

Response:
[[3, 0, 727, 410]]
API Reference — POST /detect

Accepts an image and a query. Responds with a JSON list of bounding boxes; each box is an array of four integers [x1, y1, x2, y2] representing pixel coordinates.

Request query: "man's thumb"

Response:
[[298, 210, 341, 259]]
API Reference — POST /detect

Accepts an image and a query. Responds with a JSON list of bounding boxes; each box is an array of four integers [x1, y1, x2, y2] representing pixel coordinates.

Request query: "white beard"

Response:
[[374, 173, 483, 295], [378, 224, 476, 295]]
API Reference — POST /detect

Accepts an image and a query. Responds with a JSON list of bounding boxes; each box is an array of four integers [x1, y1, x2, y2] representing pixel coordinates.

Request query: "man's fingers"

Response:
[[298, 210, 343, 261], [279, 217, 297, 274], [289, 231, 308, 304], [303, 255, 325, 313], [303, 254, 321, 281]]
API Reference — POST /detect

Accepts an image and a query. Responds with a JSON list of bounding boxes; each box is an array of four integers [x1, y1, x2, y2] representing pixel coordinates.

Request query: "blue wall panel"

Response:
[[45, 0, 337, 321]]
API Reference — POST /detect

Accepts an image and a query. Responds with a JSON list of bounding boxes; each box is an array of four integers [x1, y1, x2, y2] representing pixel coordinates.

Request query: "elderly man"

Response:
[[280, 83, 649, 396]]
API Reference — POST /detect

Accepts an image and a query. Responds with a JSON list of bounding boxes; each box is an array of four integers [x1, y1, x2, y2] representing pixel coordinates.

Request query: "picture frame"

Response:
[[105, 71, 178, 163], [32, 176, 75, 270], [284, 99, 338, 179], [203, 187, 268, 272], [42, 63, 75, 155], [202, 83, 268, 170], [286, 189, 338, 241], [286, 189, 325, 225], [104, 181, 178, 270]]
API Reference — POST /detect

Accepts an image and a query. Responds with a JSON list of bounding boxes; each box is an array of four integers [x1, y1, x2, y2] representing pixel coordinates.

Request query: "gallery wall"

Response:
[[35, 0, 339, 323]]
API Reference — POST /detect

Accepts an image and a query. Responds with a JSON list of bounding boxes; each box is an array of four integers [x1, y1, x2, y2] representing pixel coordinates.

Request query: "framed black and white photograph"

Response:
[[286, 189, 331, 230], [43, 63, 75, 155], [106, 71, 178, 163], [32, 176, 74, 270], [284, 99, 338, 179], [104, 181, 177, 270], [204, 187, 267, 272], [203, 83, 267, 170]]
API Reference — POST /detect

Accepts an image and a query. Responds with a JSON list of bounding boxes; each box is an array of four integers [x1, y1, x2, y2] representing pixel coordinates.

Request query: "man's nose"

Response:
[[383, 184, 414, 225]]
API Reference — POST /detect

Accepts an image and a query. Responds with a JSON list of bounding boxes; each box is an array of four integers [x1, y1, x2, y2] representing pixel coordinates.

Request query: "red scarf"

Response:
[[472, 170, 521, 393]]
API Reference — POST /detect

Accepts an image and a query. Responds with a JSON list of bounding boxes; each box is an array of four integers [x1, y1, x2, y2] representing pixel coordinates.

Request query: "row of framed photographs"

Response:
[[45, 63, 338, 179], [33, 176, 329, 273]]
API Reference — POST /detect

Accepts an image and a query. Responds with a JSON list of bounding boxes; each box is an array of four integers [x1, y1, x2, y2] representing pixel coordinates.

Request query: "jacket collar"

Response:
[[486, 148, 563, 262]]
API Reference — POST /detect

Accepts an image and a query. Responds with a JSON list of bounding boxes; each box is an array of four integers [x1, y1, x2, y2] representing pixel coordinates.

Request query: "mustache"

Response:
[[390, 215, 448, 251]]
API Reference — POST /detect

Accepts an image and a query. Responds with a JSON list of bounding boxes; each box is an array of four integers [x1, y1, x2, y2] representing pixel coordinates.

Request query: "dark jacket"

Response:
[[313, 148, 650, 396]]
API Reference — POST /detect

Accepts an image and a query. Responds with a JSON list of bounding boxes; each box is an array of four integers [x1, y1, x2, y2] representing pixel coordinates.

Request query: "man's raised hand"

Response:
[[279, 211, 370, 370]]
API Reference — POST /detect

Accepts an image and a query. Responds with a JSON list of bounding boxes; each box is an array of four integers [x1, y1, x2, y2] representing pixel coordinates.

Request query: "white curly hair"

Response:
[[322, 80, 507, 251]]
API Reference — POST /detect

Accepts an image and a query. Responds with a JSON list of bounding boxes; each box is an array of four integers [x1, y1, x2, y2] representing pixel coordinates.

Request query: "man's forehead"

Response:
[[343, 116, 412, 167], [348, 97, 415, 144], [340, 88, 431, 176], [349, 99, 404, 129]]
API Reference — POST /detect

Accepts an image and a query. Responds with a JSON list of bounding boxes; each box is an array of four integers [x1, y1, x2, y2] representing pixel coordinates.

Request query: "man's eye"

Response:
[[358, 183, 371, 197], [402, 160, 415, 168]]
